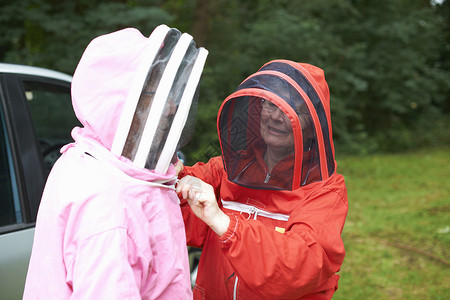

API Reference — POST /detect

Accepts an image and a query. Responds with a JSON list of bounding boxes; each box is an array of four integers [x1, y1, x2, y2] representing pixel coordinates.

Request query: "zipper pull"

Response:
[[264, 172, 271, 183], [246, 207, 256, 219]]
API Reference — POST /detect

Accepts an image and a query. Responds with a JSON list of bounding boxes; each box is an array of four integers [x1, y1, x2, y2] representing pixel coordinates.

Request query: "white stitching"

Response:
[[221, 215, 238, 243]]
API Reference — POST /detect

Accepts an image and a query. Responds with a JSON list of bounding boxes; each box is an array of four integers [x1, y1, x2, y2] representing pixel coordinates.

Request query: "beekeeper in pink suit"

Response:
[[23, 25, 208, 299]]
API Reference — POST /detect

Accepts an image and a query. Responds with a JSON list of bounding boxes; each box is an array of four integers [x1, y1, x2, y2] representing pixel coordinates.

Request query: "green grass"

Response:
[[333, 147, 450, 300]]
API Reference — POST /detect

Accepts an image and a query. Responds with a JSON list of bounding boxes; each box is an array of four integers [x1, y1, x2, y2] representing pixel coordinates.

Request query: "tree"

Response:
[[0, 0, 172, 74], [1, 0, 448, 160], [181, 0, 450, 157]]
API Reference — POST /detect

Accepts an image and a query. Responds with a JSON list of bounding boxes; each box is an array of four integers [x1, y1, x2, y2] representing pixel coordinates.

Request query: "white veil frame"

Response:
[[111, 24, 208, 173]]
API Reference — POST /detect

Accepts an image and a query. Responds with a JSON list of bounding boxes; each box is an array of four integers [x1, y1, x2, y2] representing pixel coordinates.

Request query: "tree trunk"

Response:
[[192, 0, 211, 47]]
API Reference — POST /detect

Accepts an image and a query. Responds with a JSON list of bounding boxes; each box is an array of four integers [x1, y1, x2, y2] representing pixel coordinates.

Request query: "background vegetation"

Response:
[[335, 147, 449, 299], [1, 0, 449, 162], [1, 1, 449, 297]]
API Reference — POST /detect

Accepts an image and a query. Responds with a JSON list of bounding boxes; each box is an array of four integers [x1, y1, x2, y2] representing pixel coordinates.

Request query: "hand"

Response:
[[176, 175, 230, 236], [174, 159, 184, 177]]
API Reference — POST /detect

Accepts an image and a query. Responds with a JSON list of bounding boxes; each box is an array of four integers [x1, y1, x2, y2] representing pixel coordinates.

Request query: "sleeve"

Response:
[[67, 228, 141, 299], [178, 156, 224, 248], [219, 177, 348, 298]]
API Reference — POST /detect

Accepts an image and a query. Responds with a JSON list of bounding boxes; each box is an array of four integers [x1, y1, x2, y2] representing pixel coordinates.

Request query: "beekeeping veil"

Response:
[[111, 25, 208, 173], [218, 60, 336, 190]]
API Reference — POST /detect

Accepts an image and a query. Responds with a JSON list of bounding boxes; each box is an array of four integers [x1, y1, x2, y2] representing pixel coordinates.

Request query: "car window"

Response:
[[22, 81, 79, 174], [0, 101, 21, 227]]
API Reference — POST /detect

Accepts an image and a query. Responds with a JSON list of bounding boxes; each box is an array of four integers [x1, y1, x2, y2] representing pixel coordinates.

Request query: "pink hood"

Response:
[[72, 28, 150, 150], [68, 27, 179, 181]]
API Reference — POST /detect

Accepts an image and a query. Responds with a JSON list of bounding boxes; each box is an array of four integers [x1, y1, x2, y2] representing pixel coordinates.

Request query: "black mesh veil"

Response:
[[219, 61, 332, 190], [260, 61, 335, 178], [146, 39, 201, 169], [111, 25, 208, 173], [122, 28, 182, 160]]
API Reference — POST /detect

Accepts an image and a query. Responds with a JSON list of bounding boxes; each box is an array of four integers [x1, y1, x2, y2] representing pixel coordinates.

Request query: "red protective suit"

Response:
[[180, 60, 348, 299]]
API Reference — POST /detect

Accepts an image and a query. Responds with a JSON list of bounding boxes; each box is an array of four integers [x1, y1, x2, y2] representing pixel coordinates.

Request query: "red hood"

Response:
[[217, 60, 336, 190]]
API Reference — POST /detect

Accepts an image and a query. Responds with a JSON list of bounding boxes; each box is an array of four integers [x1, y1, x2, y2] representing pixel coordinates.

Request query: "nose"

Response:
[[270, 107, 287, 122]]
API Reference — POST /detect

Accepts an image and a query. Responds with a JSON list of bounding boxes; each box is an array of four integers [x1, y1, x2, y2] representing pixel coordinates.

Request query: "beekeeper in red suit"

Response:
[[177, 60, 348, 299], [24, 25, 207, 299]]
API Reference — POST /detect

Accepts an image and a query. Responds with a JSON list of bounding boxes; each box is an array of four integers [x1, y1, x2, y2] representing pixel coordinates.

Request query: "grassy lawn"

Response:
[[333, 147, 450, 299]]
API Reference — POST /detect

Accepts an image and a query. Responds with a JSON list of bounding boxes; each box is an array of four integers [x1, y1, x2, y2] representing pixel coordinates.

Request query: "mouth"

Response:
[[267, 125, 288, 135]]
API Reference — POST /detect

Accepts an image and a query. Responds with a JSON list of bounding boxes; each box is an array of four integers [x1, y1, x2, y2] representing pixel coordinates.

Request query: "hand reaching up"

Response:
[[176, 175, 230, 236]]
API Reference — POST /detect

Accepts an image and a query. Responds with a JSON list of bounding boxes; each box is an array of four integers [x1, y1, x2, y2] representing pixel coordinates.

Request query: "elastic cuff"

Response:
[[220, 214, 238, 243]]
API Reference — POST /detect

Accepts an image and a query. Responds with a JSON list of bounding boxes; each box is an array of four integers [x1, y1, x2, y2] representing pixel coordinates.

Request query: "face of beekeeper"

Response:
[[259, 99, 295, 156]]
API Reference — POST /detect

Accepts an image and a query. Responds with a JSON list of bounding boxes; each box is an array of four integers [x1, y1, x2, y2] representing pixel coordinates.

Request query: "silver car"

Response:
[[0, 63, 77, 300]]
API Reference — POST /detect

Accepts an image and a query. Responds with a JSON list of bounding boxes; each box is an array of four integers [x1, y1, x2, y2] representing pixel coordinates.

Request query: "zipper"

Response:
[[222, 200, 289, 299], [264, 172, 271, 183], [233, 276, 239, 300], [221, 199, 289, 221]]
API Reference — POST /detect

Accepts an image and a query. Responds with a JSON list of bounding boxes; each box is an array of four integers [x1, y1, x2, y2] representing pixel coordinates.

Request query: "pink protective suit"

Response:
[[23, 28, 195, 299]]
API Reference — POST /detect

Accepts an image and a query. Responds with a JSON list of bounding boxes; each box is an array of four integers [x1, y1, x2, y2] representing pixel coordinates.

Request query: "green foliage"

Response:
[[184, 0, 450, 158], [0, 0, 448, 159], [0, 0, 172, 74]]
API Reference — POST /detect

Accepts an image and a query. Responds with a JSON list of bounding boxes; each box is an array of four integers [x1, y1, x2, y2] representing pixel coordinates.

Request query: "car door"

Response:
[[0, 67, 78, 300]]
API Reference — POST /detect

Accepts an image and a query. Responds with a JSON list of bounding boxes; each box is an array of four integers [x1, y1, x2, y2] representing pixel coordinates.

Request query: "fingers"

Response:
[[176, 176, 227, 234], [188, 183, 203, 204], [176, 175, 204, 201], [174, 159, 184, 176], [176, 176, 216, 209]]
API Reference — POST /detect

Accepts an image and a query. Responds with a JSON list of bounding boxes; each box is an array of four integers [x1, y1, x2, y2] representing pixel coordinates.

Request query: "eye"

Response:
[[261, 99, 277, 112]]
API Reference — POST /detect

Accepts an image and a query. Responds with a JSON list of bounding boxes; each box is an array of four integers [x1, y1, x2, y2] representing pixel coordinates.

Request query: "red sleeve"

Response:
[[219, 175, 348, 298], [179, 156, 224, 248]]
